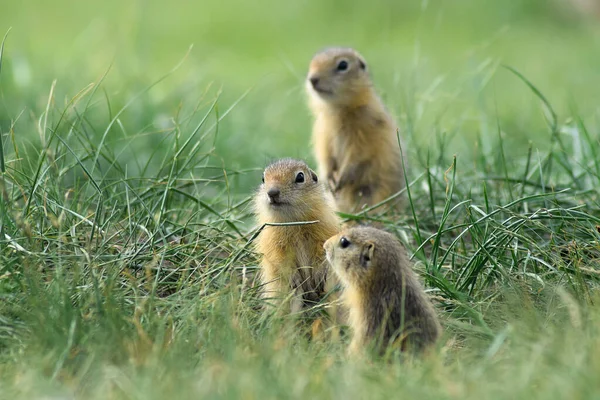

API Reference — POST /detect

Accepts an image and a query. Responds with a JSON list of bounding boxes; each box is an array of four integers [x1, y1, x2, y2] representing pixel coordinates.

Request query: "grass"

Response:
[[1, 0, 600, 398]]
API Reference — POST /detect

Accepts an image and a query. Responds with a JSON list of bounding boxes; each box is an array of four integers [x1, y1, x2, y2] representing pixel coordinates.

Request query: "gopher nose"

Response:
[[309, 76, 319, 88], [267, 188, 280, 201]]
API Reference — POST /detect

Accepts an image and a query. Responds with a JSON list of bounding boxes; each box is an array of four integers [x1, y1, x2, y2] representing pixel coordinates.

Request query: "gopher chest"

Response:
[[331, 128, 356, 164], [290, 236, 328, 303], [343, 286, 367, 341], [294, 238, 313, 268]]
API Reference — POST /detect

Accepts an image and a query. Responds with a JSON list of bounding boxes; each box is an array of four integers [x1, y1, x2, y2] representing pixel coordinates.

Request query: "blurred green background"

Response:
[[1, 0, 599, 189]]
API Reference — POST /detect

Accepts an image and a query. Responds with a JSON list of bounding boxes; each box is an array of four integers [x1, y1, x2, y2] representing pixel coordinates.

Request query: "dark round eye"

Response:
[[295, 172, 305, 183], [262, 174, 265, 183], [340, 237, 351, 248], [336, 60, 348, 71]]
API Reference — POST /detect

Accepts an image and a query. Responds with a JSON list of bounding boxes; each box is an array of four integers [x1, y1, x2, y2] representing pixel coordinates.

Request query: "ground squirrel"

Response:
[[324, 227, 441, 355], [254, 158, 341, 314], [306, 47, 405, 214]]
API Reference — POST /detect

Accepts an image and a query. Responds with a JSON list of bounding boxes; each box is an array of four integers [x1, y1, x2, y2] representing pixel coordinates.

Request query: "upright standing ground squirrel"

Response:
[[254, 158, 341, 314], [324, 227, 441, 355], [306, 47, 406, 214]]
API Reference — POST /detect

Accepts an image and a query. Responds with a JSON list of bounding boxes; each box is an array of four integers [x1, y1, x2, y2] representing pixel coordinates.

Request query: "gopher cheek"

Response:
[[325, 249, 332, 264], [345, 260, 352, 271]]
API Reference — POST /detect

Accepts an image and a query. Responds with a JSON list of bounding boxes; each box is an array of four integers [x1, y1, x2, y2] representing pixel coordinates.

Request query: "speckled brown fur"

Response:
[[324, 227, 441, 355]]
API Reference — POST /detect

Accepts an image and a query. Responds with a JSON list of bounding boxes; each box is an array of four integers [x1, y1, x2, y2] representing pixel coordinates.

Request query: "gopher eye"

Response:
[[340, 237, 351, 248], [295, 172, 305, 183], [262, 174, 265, 183], [336, 60, 348, 71]]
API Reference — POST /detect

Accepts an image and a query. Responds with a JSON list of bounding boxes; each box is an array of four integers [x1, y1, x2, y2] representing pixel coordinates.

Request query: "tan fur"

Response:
[[324, 227, 441, 356], [306, 47, 405, 214], [254, 159, 341, 313], [343, 284, 367, 356]]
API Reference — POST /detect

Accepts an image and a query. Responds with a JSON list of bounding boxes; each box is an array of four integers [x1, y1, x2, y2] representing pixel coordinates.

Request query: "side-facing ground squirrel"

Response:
[[324, 226, 441, 355]]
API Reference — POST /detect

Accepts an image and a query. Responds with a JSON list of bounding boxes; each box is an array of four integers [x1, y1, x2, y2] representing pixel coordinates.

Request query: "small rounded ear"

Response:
[[310, 169, 318, 183], [358, 59, 367, 70], [360, 241, 375, 268]]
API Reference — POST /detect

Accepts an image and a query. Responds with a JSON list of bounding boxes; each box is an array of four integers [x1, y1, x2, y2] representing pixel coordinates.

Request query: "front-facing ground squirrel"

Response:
[[254, 158, 341, 314], [307, 47, 406, 214], [324, 227, 441, 355]]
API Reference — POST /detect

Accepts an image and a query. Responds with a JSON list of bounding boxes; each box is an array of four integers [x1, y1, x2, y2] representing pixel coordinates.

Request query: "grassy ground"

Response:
[[1, 0, 600, 398]]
